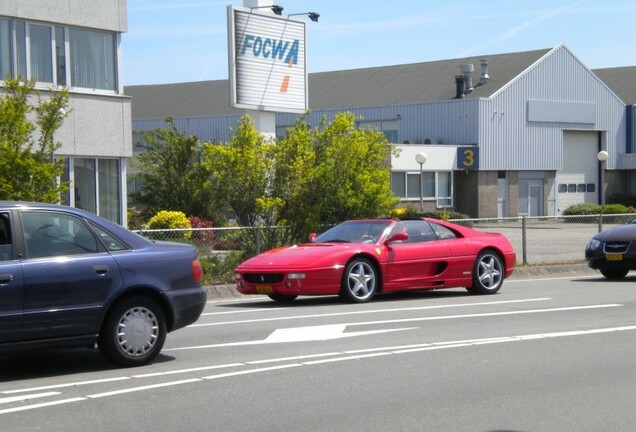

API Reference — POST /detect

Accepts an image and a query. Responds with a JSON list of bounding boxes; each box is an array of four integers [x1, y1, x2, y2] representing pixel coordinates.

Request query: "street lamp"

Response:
[[597, 150, 609, 231], [597, 150, 608, 207], [415, 152, 428, 213]]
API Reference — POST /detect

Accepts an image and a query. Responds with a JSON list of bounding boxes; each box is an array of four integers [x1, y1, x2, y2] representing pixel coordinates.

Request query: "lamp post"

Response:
[[597, 150, 609, 231], [415, 152, 428, 214]]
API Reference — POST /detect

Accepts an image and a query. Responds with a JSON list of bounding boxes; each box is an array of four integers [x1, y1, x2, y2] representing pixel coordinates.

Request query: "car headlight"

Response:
[[287, 273, 306, 280], [586, 239, 601, 251]]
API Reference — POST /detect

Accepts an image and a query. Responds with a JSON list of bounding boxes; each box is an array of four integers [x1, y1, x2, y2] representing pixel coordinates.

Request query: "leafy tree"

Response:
[[202, 115, 275, 248], [312, 112, 399, 226], [130, 117, 218, 221], [271, 116, 320, 241], [0, 78, 70, 202], [203, 112, 398, 247]]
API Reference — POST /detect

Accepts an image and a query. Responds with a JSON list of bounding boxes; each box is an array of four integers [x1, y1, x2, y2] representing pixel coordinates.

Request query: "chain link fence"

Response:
[[134, 213, 636, 283]]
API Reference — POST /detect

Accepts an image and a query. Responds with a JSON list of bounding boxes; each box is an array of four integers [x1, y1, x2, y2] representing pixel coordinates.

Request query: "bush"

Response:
[[147, 210, 191, 241], [563, 203, 631, 216], [188, 216, 215, 246], [562, 203, 602, 216]]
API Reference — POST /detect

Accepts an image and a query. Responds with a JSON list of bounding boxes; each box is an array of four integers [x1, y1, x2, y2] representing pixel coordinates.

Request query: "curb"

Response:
[[204, 263, 598, 300]]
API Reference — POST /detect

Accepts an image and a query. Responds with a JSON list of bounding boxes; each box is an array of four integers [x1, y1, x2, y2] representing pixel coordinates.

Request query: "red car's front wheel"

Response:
[[340, 257, 378, 303]]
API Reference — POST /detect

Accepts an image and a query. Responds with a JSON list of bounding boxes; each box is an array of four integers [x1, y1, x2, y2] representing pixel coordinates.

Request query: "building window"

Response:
[[358, 119, 399, 143], [55, 26, 66, 86], [62, 157, 121, 224], [69, 28, 116, 91], [98, 159, 121, 223], [391, 171, 453, 207], [74, 158, 97, 214], [0, 19, 10, 79], [0, 18, 117, 92], [29, 24, 53, 83]]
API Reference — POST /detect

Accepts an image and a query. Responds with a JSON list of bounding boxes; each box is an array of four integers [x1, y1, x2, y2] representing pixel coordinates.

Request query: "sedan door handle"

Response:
[[0, 273, 13, 284], [93, 265, 109, 275]]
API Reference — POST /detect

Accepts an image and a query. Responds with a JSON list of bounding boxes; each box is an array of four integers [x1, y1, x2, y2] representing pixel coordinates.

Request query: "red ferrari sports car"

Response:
[[234, 218, 516, 303]]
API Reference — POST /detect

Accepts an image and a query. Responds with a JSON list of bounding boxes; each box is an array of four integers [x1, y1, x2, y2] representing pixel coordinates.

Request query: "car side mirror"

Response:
[[385, 232, 408, 244], [309, 233, 317, 242]]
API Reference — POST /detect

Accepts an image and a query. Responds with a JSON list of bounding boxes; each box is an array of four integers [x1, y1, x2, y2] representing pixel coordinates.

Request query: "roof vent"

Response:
[[460, 63, 474, 92], [423, 137, 438, 144], [455, 75, 465, 99], [480, 59, 489, 85]]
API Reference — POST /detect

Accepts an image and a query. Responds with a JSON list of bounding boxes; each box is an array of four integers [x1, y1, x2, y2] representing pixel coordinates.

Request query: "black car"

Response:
[[585, 224, 636, 279], [0, 201, 207, 367]]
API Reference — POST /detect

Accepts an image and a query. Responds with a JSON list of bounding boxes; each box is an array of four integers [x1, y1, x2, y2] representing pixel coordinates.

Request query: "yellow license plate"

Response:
[[606, 253, 623, 261], [256, 285, 273, 294]]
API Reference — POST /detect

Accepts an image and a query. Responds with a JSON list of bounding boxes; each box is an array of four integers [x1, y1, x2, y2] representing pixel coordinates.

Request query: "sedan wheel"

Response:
[[98, 296, 167, 367], [340, 258, 378, 303], [466, 250, 504, 295], [600, 267, 629, 280]]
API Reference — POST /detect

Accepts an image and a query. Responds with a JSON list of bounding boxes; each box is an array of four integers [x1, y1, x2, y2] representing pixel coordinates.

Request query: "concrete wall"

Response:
[[0, 0, 127, 32]]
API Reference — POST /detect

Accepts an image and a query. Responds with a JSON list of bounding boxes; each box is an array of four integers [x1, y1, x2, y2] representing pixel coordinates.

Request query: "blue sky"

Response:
[[123, 0, 636, 86]]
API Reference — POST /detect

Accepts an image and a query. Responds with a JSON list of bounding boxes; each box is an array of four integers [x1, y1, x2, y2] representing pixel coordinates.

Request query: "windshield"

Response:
[[313, 221, 392, 244]]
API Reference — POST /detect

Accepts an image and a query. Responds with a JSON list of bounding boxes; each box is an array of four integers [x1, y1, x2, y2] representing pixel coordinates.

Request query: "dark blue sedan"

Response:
[[0, 202, 207, 367]]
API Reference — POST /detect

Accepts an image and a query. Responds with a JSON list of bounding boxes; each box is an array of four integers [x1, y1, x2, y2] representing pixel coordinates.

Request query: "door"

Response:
[[519, 180, 543, 216], [19, 210, 123, 340], [497, 173, 509, 218], [385, 220, 451, 289], [0, 211, 23, 343]]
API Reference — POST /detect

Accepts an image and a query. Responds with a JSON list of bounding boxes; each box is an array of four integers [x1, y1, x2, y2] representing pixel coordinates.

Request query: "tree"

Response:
[[203, 116, 275, 228], [0, 78, 70, 202], [203, 112, 398, 247], [312, 112, 399, 225], [130, 117, 218, 221]]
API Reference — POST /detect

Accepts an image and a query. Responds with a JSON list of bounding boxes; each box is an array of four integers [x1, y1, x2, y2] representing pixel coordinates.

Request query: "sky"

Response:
[[123, 0, 636, 86]]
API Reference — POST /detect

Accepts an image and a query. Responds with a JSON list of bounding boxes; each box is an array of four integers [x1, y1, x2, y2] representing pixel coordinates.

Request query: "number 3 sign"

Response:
[[457, 147, 479, 170]]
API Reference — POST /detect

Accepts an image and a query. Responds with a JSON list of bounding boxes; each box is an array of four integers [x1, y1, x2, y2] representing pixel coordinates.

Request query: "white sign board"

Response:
[[227, 5, 307, 113]]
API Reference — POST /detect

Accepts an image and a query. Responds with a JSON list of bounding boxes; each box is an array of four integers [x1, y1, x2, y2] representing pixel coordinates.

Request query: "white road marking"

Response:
[[87, 378, 202, 399], [0, 398, 85, 415], [1, 377, 131, 394], [264, 324, 418, 343], [2, 323, 636, 416], [0, 392, 60, 404], [168, 303, 621, 351], [191, 298, 552, 327]]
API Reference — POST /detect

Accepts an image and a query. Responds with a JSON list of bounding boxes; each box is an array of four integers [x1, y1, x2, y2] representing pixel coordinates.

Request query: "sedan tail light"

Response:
[[192, 259, 203, 283]]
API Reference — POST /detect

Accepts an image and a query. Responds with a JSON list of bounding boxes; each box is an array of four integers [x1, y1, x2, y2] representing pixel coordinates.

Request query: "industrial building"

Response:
[[127, 44, 636, 218]]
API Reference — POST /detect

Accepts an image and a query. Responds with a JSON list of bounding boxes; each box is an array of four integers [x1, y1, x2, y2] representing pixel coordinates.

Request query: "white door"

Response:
[[557, 131, 599, 214], [519, 180, 543, 216], [497, 176, 508, 218]]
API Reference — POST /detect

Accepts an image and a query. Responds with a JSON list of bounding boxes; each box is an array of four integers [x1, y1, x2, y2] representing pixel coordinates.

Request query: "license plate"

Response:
[[256, 285, 273, 294], [606, 253, 623, 261]]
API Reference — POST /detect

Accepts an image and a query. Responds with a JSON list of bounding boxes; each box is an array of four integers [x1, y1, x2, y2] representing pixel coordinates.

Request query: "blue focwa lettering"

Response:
[[240, 34, 299, 65]]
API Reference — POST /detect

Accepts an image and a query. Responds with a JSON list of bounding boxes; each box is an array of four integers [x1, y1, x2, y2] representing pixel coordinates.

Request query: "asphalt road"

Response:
[[2, 270, 636, 432]]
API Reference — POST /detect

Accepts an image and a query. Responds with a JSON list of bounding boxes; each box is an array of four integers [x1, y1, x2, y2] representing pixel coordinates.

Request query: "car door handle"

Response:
[[93, 265, 109, 275], [0, 273, 13, 284]]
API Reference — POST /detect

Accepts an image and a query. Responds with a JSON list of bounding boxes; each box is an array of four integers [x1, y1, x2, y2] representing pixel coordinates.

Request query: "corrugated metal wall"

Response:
[[131, 47, 628, 173], [479, 46, 625, 171]]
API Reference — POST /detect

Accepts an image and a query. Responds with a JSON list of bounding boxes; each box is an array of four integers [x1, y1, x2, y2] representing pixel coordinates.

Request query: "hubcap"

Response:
[[478, 255, 502, 289], [347, 262, 376, 299], [116, 306, 159, 357]]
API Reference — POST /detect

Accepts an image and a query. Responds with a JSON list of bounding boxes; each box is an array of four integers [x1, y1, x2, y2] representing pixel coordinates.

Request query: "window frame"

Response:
[[391, 170, 454, 208], [0, 17, 119, 94]]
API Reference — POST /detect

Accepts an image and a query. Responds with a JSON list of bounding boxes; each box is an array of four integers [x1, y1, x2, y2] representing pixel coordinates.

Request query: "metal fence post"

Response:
[[521, 216, 528, 265], [254, 226, 260, 255]]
